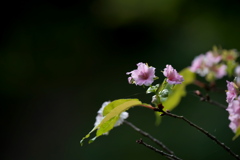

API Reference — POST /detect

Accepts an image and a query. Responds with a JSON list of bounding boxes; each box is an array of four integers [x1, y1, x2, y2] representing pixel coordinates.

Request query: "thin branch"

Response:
[[194, 90, 227, 110], [140, 104, 239, 159], [136, 139, 182, 160], [124, 120, 174, 155], [208, 99, 228, 109], [194, 80, 208, 89], [162, 111, 240, 160], [193, 80, 225, 92]]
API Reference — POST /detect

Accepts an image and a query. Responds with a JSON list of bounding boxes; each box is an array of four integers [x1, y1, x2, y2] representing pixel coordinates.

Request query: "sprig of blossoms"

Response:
[[127, 62, 156, 86], [151, 65, 184, 104], [190, 50, 227, 81], [226, 96, 240, 133], [94, 101, 129, 134], [226, 80, 240, 134], [226, 81, 238, 103], [190, 47, 239, 82]]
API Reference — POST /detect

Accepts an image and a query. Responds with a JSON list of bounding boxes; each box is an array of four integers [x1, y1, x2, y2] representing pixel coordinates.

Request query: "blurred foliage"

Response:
[[1, 0, 240, 160]]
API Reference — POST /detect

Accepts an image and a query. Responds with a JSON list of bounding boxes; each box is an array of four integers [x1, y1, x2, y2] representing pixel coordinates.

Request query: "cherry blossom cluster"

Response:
[[189, 47, 240, 134], [190, 50, 226, 81], [226, 80, 240, 133], [127, 63, 183, 105], [190, 48, 239, 82], [126, 62, 183, 86]]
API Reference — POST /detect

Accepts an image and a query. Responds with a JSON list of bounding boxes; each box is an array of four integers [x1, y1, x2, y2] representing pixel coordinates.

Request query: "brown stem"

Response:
[[163, 111, 240, 160], [140, 104, 239, 159], [194, 90, 227, 110], [139, 104, 157, 110], [194, 79, 207, 89], [193, 80, 217, 91], [124, 120, 174, 155], [136, 139, 182, 160]]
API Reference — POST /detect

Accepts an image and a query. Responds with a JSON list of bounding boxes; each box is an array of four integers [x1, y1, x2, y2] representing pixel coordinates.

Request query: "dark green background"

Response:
[[1, 0, 240, 160]]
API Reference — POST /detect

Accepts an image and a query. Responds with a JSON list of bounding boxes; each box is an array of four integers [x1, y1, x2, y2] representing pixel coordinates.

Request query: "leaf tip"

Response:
[[232, 134, 239, 141], [89, 137, 97, 144], [80, 139, 85, 146], [232, 128, 240, 140]]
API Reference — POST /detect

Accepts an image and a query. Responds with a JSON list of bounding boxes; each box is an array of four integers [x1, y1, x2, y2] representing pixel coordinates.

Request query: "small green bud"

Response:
[[160, 89, 169, 98]]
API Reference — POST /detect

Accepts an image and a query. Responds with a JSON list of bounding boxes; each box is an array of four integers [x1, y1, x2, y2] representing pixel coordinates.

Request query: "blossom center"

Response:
[[139, 72, 149, 80]]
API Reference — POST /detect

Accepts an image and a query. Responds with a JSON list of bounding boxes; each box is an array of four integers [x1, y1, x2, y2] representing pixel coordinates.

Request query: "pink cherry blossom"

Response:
[[163, 64, 184, 84], [226, 96, 240, 133], [226, 81, 238, 103], [127, 62, 156, 86], [190, 54, 205, 73], [189, 50, 227, 81], [189, 54, 210, 76], [215, 64, 227, 79], [205, 51, 222, 67]]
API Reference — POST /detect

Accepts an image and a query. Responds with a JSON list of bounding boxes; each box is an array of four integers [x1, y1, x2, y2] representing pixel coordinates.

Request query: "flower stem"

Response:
[[139, 104, 157, 110]]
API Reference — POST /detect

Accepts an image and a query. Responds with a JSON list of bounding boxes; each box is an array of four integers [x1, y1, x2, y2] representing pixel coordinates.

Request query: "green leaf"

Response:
[[232, 127, 240, 140], [95, 116, 119, 138], [162, 68, 196, 111], [80, 128, 97, 146], [180, 68, 196, 85], [154, 111, 162, 126], [102, 100, 133, 116], [80, 99, 142, 146]]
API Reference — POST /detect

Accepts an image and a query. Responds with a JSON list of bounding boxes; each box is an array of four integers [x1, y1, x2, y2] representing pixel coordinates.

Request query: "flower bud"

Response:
[[151, 95, 161, 105], [235, 66, 240, 77], [234, 77, 240, 87], [160, 89, 169, 98]]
